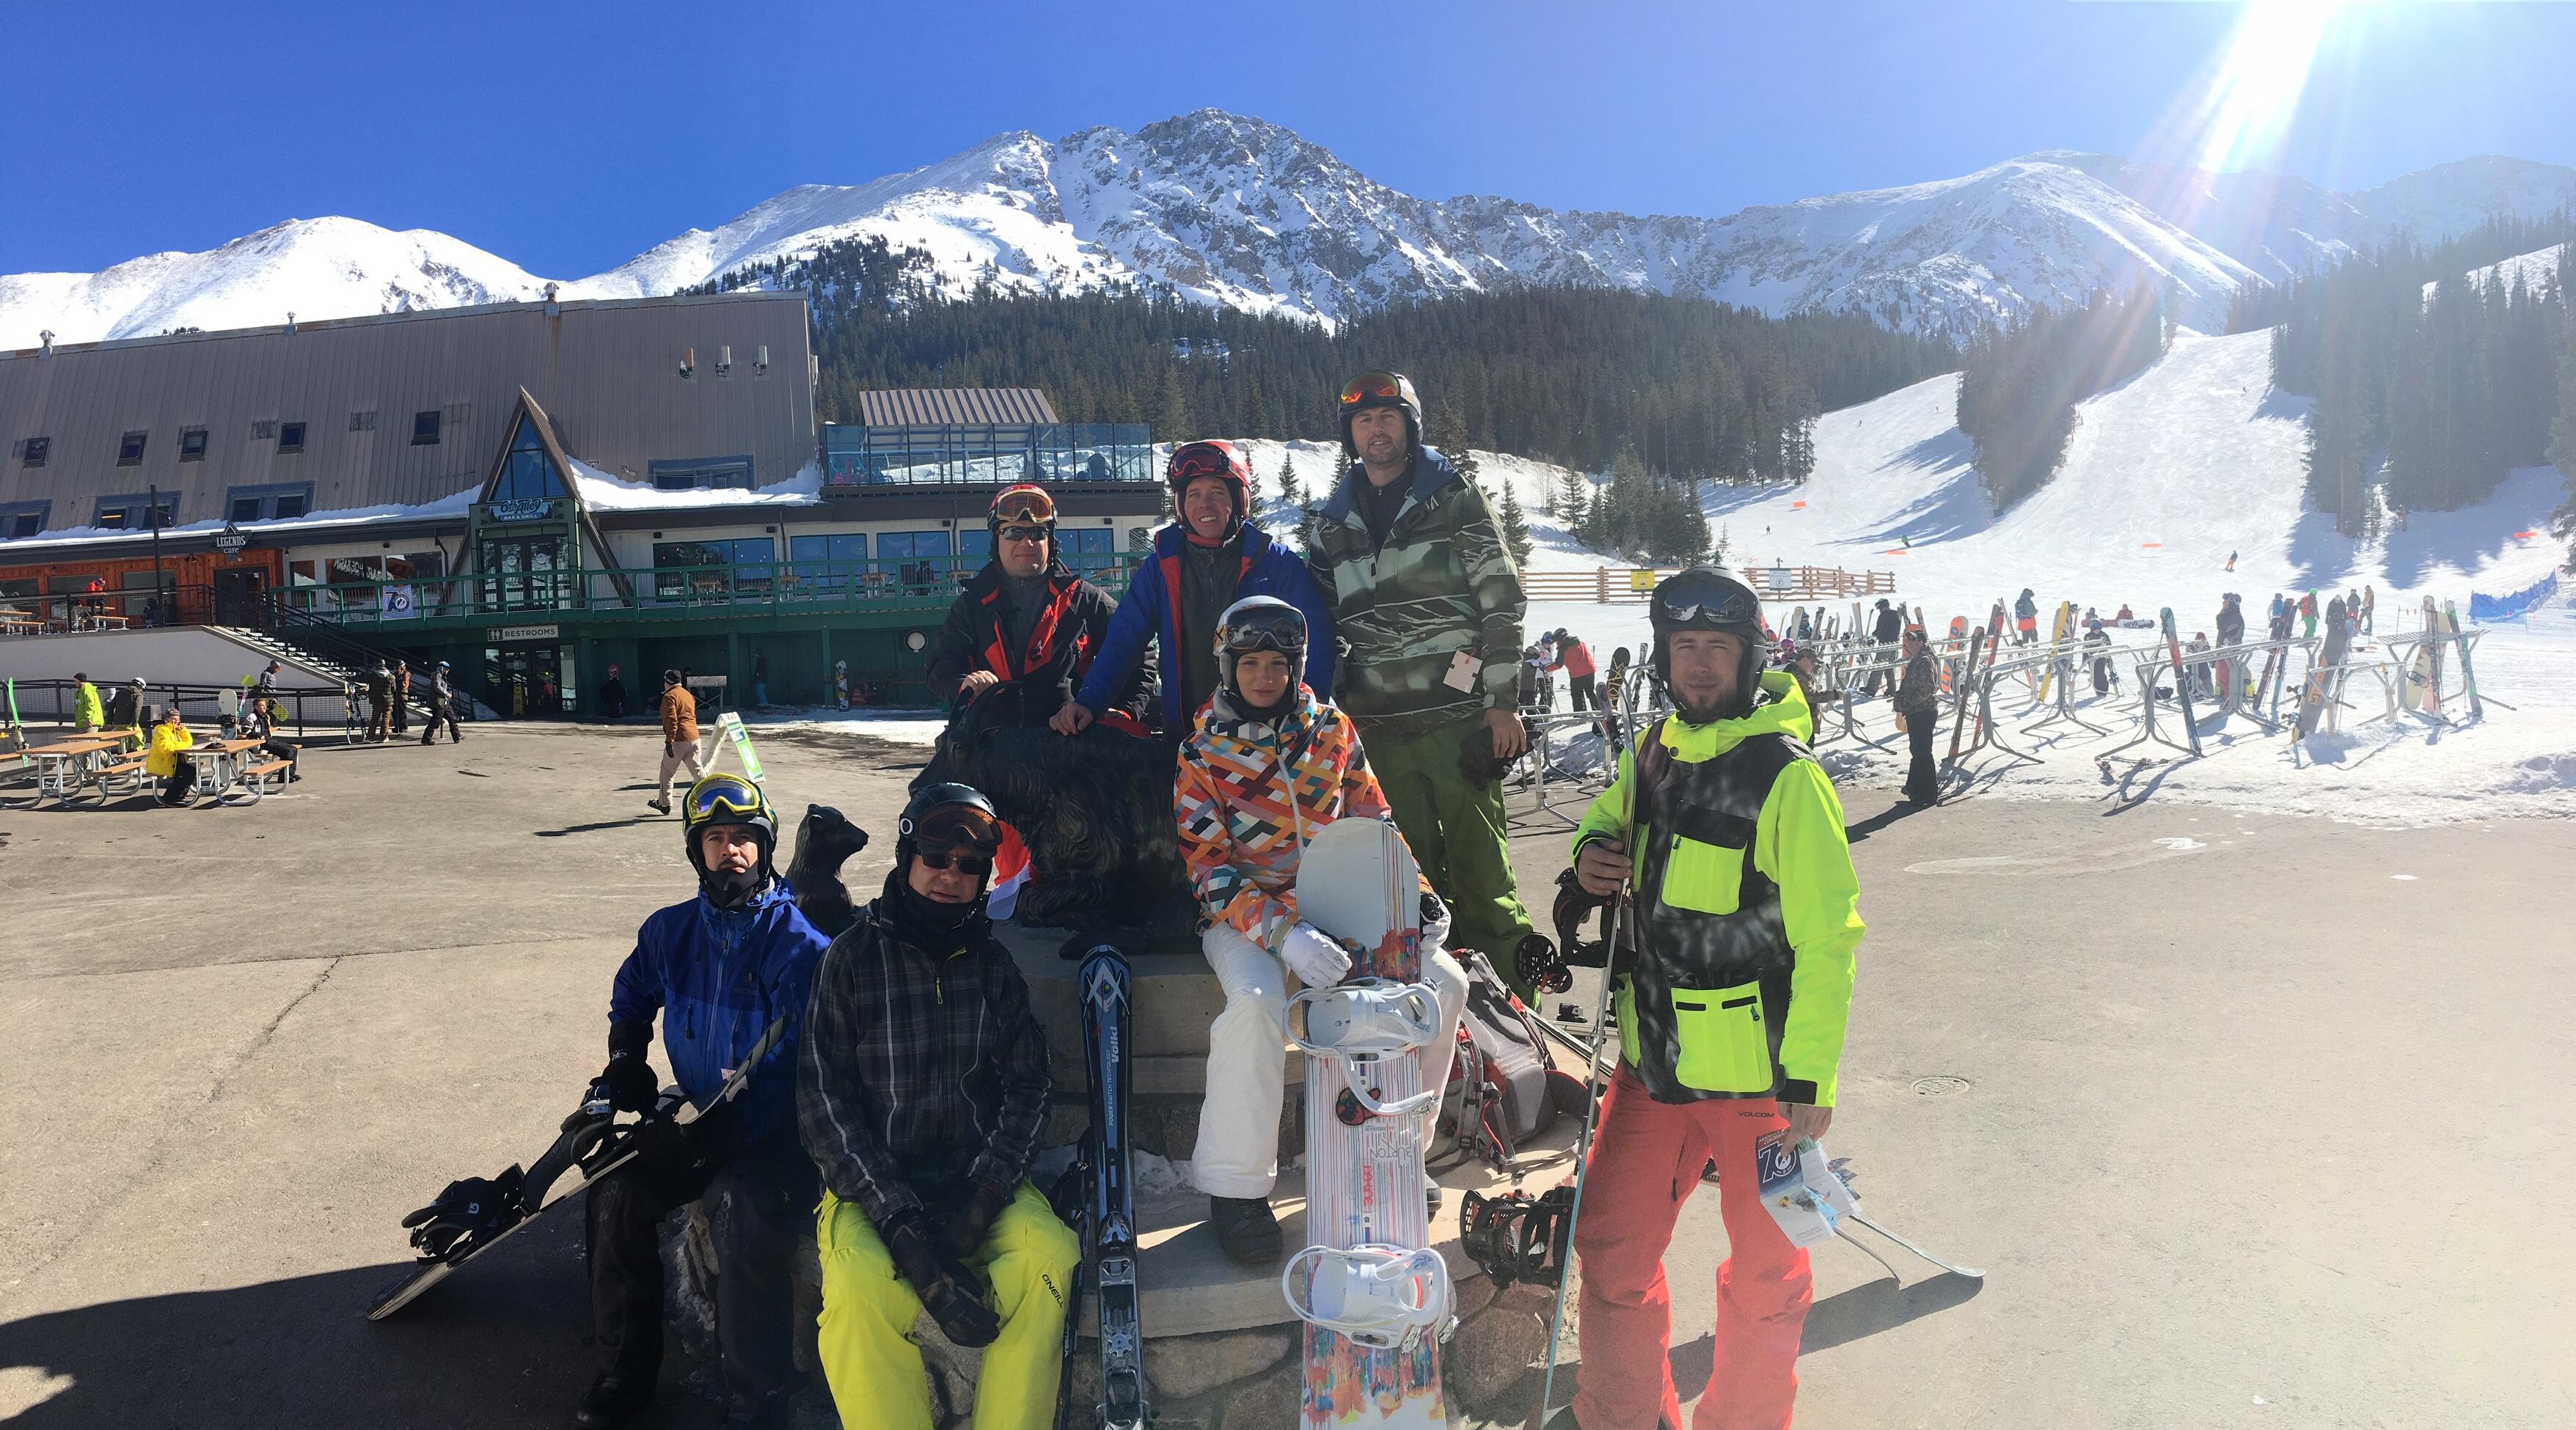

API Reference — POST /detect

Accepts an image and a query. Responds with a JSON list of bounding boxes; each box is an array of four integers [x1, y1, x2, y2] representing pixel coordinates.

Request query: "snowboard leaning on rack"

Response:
[[1288, 818, 1447, 1429]]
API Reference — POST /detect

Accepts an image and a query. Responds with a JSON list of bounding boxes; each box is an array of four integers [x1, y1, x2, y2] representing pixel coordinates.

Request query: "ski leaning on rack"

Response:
[[2445, 601, 2484, 717], [2158, 608, 2203, 757], [365, 1018, 786, 1321], [1073, 941, 1151, 1430], [1287, 817, 1449, 1429]]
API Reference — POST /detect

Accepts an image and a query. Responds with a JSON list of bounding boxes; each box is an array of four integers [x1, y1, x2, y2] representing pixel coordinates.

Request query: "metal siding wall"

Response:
[[0, 293, 812, 539]]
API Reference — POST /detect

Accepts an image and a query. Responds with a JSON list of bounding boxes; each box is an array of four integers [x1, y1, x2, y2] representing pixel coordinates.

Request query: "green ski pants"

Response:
[[1356, 714, 1535, 970]]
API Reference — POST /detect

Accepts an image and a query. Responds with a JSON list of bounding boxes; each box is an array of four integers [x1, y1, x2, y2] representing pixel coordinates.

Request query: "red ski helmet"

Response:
[[1166, 440, 1251, 535]]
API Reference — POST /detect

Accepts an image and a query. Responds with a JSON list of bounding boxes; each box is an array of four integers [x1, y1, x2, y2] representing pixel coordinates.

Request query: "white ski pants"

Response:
[[1191, 922, 1468, 1200]]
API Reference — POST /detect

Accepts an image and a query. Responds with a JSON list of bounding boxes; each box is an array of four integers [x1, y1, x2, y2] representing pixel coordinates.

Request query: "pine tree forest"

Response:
[[709, 237, 1954, 491], [1955, 285, 2169, 510], [2232, 215, 2576, 536]]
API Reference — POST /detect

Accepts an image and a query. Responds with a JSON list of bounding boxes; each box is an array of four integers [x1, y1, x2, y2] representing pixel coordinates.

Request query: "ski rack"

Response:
[[2101, 646, 2209, 760], [1514, 711, 1615, 829]]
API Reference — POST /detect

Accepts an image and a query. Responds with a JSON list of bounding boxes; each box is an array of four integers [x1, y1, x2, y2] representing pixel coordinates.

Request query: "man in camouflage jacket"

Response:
[[1306, 371, 1536, 974]]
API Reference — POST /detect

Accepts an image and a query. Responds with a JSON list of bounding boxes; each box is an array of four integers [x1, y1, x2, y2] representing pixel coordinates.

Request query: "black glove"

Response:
[[943, 1179, 1014, 1261], [401, 1167, 525, 1259], [625, 1117, 702, 1174], [599, 1021, 659, 1113], [1515, 933, 1573, 995], [885, 1211, 1001, 1348]]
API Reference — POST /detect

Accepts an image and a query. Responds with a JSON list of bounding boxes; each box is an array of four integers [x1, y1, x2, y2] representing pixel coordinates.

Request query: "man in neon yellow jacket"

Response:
[[1558, 566, 1863, 1430]]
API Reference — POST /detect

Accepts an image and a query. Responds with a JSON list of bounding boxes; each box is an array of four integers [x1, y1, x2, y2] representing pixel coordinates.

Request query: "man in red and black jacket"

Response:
[[928, 483, 1155, 725]]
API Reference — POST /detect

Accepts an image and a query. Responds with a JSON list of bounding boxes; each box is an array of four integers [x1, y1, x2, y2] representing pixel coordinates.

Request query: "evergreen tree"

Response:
[[1495, 481, 1534, 568], [1554, 467, 1589, 529]]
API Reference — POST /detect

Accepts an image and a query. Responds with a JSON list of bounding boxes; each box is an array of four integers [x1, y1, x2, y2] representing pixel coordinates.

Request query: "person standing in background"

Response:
[[420, 661, 464, 745], [1898, 627, 1941, 805], [1548, 628, 1600, 712], [2362, 585, 2376, 634], [71, 672, 103, 733], [599, 664, 629, 719], [752, 648, 769, 708], [650, 671, 703, 815]]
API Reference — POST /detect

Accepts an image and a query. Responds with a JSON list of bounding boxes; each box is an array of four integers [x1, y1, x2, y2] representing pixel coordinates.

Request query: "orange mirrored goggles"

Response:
[[1339, 373, 1408, 407]]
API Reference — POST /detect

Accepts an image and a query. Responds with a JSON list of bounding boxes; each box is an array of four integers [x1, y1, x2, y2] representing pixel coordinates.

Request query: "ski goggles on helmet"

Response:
[[989, 484, 1056, 526], [1168, 440, 1244, 488], [1650, 570, 1762, 629], [1215, 596, 1307, 657], [1339, 371, 1410, 408], [684, 774, 770, 829], [909, 801, 1002, 856]]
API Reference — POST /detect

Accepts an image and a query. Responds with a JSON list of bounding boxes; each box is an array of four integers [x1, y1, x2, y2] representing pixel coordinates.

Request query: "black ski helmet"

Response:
[[1337, 371, 1422, 459], [896, 782, 1003, 869], [681, 772, 778, 890], [1647, 566, 1768, 719], [1213, 595, 1308, 704], [1166, 440, 1251, 536]]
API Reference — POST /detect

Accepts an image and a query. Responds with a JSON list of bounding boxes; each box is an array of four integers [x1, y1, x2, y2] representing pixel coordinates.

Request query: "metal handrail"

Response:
[[270, 555, 1146, 626]]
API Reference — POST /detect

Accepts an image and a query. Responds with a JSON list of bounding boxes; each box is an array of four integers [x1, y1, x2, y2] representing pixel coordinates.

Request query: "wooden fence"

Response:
[[1521, 563, 1897, 604]]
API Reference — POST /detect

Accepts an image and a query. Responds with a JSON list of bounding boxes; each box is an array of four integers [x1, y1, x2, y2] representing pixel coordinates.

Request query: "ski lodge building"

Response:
[[0, 290, 1161, 713]]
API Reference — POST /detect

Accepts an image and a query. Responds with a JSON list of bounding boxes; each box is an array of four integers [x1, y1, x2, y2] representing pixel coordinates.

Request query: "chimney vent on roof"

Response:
[[37, 330, 53, 356], [285, 312, 297, 334], [542, 282, 561, 316]]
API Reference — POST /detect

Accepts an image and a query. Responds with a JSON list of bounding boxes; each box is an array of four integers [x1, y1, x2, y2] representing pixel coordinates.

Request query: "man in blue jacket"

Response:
[[577, 772, 829, 1430], [1052, 440, 1333, 740]]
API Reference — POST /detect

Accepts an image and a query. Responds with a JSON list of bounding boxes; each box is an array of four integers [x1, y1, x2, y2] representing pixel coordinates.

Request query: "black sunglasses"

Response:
[[916, 850, 992, 876]]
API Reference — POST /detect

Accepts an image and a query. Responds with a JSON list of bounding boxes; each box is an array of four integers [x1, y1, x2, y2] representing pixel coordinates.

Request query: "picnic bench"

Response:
[[19, 735, 136, 807]]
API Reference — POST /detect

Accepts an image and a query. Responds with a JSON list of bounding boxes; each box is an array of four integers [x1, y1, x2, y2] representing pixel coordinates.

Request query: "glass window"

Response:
[[94, 496, 177, 529], [654, 537, 776, 601], [650, 458, 753, 491], [412, 410, 442, 446], [117, 431, 148, 465], [179, 427, 208, 462], [18, 436, 48, 468], [223, 483, 315, 523], [788, 532, 867, 594], [491, 416, 570, 502], [1, 501, 48, 538], [278, 422, 306, 453], [958, 529, 992, 560]]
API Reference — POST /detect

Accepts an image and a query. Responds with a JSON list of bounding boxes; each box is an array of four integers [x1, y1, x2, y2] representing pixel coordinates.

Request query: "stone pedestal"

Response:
[[659, 917, 1582, 1426]]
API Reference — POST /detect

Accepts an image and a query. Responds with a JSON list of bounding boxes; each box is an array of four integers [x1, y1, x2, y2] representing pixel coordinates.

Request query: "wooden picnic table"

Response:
[[193, 736, 275, 806], [21, 736, 138, 806]]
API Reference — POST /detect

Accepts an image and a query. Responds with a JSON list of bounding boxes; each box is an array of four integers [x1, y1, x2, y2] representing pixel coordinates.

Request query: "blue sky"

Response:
[[6, 1, 2574, 278]]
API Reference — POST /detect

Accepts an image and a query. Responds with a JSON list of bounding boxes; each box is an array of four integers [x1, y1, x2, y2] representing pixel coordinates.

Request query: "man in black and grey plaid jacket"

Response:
[[797, 782, 1077, 1429]]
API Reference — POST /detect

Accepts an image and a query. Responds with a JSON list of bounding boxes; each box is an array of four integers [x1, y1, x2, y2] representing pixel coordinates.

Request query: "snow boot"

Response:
[[1210, 1194, 1282, 1266]]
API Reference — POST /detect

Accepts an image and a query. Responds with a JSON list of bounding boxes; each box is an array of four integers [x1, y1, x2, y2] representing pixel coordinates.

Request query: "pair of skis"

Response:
[[1058, 943, 1151, 1430]]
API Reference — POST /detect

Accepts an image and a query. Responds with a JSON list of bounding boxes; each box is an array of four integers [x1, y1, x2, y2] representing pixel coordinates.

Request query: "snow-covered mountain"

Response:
[[9, 110, 2575, 350]]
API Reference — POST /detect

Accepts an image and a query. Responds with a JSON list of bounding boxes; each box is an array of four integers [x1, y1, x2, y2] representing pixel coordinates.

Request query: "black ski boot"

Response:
[[571, 1371, 654, 1430], [1210, 1195, 1281, 1266]]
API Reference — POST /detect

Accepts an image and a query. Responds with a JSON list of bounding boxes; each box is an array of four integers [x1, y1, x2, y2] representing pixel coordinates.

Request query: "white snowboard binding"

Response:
[[1287, 978, 1444, 1119], [1281, 1244, 1455, 1349]]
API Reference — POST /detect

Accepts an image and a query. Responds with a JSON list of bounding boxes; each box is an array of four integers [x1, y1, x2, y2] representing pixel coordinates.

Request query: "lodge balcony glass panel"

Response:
[[820, 422, 1153, 488]]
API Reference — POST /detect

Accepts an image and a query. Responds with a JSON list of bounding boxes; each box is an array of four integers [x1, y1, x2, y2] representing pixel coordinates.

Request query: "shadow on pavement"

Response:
[[0, 1217, 722, 1429], [1843, 801, 1930, 843], [1798, 1269, 1983, 1354], [535, 815, 666, 838]]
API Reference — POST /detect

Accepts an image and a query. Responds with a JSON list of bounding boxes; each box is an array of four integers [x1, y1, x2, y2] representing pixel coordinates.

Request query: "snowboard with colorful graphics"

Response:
[[1290, 818, 1447, 1429]]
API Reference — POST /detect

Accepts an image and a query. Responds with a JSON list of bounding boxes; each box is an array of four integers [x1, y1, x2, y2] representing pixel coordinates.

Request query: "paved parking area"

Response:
[[1, 720, 2567, 1428]]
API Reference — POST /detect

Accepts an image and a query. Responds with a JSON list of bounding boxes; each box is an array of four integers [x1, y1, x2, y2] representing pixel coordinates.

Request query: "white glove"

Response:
[[1281, 923, 1354, 988], [1419, 891, 1452, 953]]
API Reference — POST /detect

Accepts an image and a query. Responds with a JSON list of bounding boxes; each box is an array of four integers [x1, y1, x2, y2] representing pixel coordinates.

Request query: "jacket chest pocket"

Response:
[[1659, 807, 1756, 916], [1670, 980, 1774, 1093]]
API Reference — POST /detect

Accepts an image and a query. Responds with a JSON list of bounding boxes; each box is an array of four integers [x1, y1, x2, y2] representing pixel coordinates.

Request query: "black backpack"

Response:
[[1435, 948, 1562, 1171]]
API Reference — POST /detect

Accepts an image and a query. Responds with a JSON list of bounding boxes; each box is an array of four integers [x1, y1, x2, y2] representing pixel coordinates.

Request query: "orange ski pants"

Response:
[[1572, 1066, 1813, 1430]]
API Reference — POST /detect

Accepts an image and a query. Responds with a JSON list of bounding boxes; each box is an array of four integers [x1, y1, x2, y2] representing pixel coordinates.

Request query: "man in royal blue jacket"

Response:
[[1052, 440, 1334, 740], [577, 772, 828, 1430]]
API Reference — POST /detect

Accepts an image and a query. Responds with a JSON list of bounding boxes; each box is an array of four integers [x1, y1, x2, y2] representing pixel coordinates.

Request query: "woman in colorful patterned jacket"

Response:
[[1171, 595, 1467, 1266]]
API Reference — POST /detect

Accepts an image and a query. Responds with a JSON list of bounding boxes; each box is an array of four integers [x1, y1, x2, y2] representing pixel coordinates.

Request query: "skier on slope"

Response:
[[2299, 590, 2320, 639], [797, 782, 1075, 1430], [1558, 567, 1865, 1430], [1173, 595, 1468, 1265], [575, 773, 827, 1430], [2014, 588, 2039, 645]]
